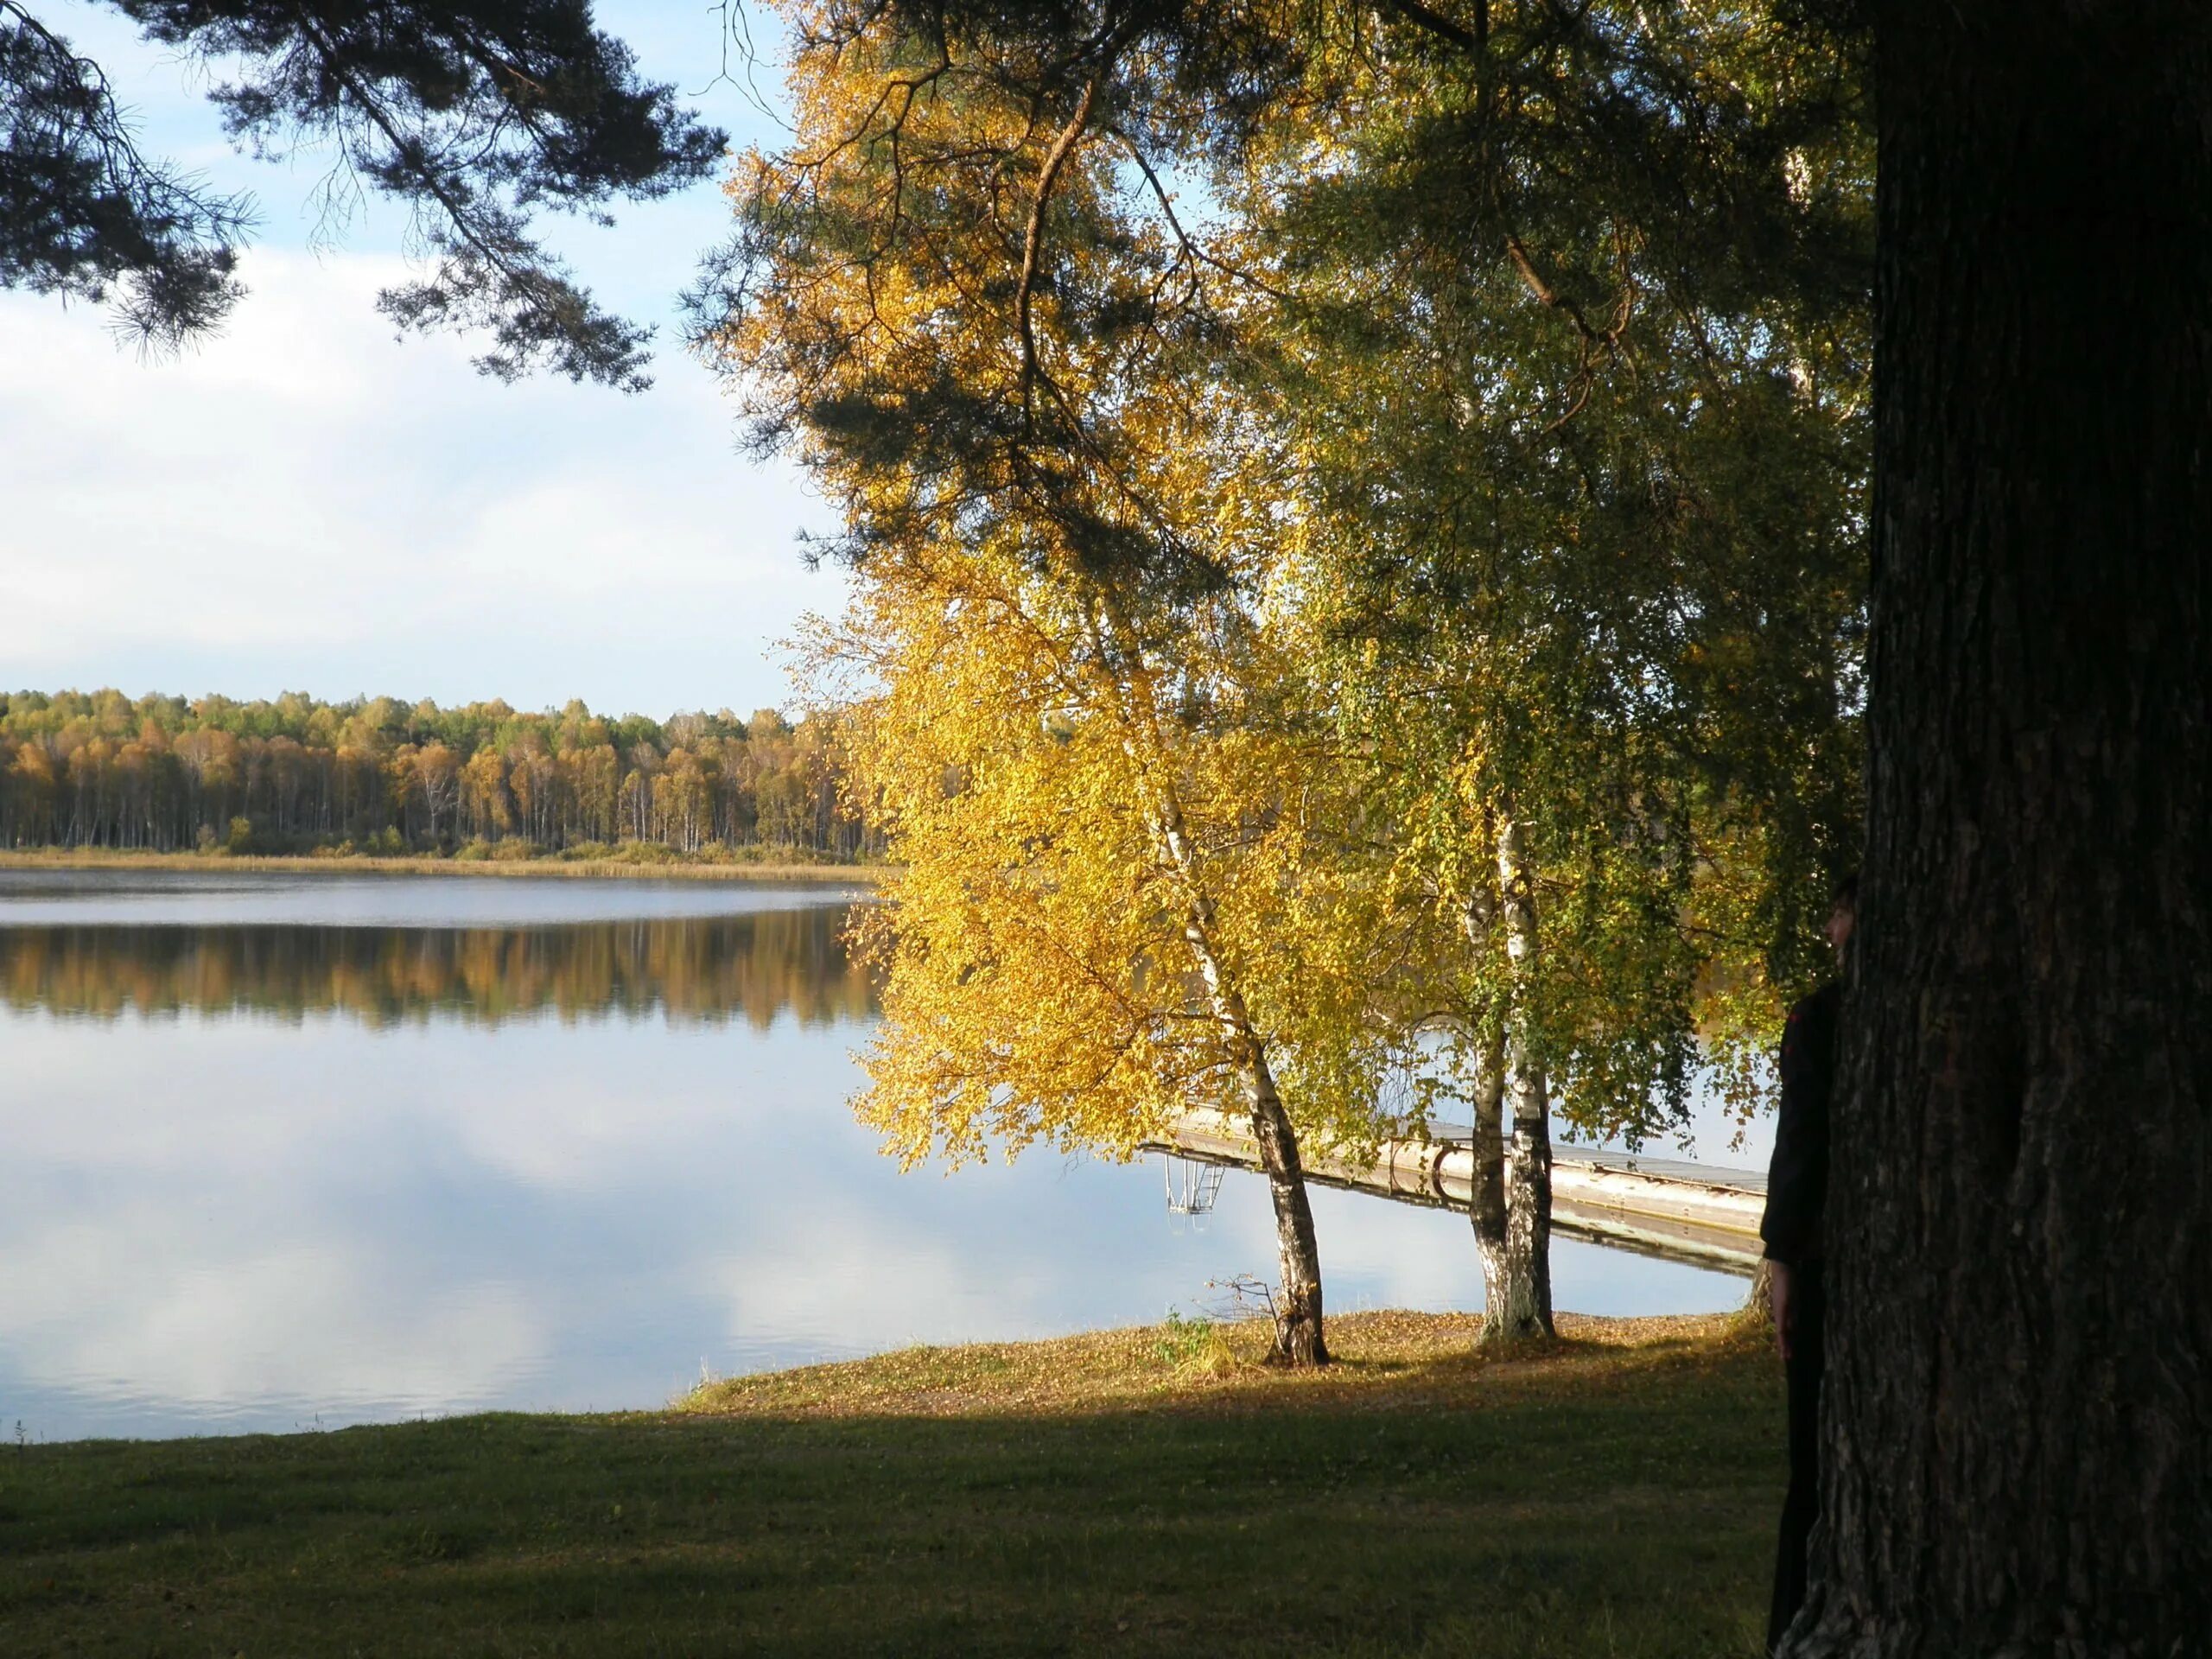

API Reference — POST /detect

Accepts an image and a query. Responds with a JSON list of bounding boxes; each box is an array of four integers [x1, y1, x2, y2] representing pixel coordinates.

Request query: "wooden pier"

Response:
[[1139, 1109, 1767, 1276]]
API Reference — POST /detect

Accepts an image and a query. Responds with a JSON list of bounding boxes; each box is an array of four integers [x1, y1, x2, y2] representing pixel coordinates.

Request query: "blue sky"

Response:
[[1, 2, 843, 721]]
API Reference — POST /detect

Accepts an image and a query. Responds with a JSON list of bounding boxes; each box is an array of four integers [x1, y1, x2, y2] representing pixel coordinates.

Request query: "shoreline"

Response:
[[29, 1308, 1755, 1447], [0, 849, 889, 885], [2, 1308, 1777, 1656], [672, 1306, 1753, 1421]]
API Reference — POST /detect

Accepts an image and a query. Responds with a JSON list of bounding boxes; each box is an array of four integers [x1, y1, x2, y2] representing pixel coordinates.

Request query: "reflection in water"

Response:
[[0, 911, 878, 1029], [0, 877, 1750, 1441]]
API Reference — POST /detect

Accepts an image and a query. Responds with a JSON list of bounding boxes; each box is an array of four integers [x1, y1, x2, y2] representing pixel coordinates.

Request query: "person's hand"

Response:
[[1769, 1259, 1796, 1362]]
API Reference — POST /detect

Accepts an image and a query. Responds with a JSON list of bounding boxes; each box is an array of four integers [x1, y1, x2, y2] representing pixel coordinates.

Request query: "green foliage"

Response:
[[1, 0, 723, 381], [1152, 1309, 1241, 1378], [1153, 1309, 1215, 1365], [1242, 0, 1870, 1143], [0, 689, 878, 862], [707, 0, 1872, 1147]]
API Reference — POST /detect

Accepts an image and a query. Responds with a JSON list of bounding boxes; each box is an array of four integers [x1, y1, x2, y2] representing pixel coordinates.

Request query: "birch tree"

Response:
[[695, 3, 1438, 1363], [694, 0, 1867, 1349], [817, 537, 1410, 1365], [753, 4, 2210, 1643]]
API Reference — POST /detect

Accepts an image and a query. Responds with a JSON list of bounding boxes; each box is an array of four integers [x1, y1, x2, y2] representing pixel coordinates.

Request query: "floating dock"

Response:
[[1140, 1109, 1767, 1276]]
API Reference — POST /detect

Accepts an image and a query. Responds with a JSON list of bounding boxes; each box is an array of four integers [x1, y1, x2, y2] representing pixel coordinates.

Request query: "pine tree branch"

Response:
[[1015, 65, 1103, 428]]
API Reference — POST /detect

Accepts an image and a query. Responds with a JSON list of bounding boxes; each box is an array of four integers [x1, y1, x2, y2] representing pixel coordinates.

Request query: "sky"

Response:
[[1, 2, 842, 721]]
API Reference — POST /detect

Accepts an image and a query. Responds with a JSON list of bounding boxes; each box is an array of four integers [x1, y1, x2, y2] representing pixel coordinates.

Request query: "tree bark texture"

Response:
[[1461, 882, 1540, 1344], [1130, 724, 1330, 1369], [1788, 8, 2212, 1653], [1747, 1254, 1776, 1322], [1182, 922, 1330, 1366], [1463, 1020, 1516, 1342], [1247, 1054, 1330, 1366], [1496, 810, 1556, 1338]]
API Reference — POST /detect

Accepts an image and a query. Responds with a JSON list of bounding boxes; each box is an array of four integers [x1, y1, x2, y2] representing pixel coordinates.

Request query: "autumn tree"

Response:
[[1238, 4, 1869, 1334], [696, 0, 1867, 1351], [696, 6, 1441, 1363], [460, 745, 512, 841], [0, 689, 876, 861], [404, 741, 460, 845], [723, 0, 2209, 1644], [819, 534, 1422, 1365]]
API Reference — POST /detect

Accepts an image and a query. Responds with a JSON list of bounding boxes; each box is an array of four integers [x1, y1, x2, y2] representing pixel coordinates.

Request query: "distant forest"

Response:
[[0, 690, 879, 861]]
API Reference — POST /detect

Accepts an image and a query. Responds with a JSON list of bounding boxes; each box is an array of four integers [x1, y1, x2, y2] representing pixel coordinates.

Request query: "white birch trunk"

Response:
[[1495, 807, 1556, 1338]]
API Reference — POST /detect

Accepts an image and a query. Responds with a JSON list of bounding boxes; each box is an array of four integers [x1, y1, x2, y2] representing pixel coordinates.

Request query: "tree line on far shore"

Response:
[[4, 0, 2201, 1647], [0, 690, 880, 863]]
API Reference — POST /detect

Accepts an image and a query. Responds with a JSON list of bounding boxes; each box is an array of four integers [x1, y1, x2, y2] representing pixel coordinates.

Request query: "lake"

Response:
[[0, 868, 1756, 1441]]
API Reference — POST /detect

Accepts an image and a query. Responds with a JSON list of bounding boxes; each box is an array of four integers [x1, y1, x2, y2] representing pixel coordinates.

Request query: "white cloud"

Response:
[[0, 246, 844, 716], [0, 1001, 1745, 1440], [0, 1216, 548, 1417]]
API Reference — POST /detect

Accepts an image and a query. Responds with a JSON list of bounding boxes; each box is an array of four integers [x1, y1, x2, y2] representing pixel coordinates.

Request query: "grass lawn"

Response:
[[0, 1311, 1784, 1657]]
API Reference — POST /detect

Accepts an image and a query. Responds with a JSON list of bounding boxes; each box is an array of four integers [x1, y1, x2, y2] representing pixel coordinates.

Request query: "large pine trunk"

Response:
[[1788, 8, 2212, 1651]]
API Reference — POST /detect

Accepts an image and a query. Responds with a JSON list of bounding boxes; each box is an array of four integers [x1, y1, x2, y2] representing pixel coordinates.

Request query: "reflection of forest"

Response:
[[0, 909, 878, 1029]]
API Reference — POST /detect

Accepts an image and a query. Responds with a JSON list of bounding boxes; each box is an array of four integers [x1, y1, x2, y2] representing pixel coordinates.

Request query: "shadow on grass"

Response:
[[0, 1320, 1782, 1658]]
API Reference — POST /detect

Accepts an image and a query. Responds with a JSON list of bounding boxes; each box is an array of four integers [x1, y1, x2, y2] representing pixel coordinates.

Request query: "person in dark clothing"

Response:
[[1763, 873, 1854, 1655]]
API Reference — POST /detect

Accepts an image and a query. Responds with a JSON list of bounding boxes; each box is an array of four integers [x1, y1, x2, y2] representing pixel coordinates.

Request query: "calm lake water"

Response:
[[0, 869, 1753, 1441]]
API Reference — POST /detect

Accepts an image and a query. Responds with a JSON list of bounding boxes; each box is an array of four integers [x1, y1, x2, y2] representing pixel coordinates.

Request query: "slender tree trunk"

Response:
[[1494, 808, 1555, 1338], [1174, 877, 1329, 1366], [1787, 8, 2212, 1652], [1135, 761, 1327, 1361], [1463, 1020, 1516, 1343], [1245, 1046, 1329, 1366], [1458, 886, 1529, 1344], [1745, 1255, 1775, 1322], [1096, 598, 1331, 1366]]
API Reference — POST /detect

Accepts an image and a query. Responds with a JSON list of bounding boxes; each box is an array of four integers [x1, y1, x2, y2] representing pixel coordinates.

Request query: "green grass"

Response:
[[0, 1312, 1782, 1657]]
